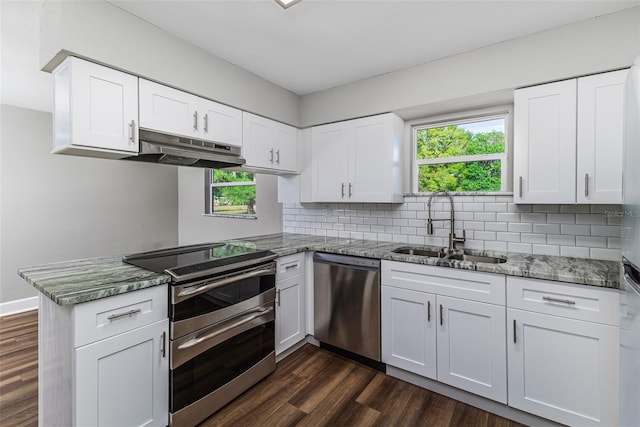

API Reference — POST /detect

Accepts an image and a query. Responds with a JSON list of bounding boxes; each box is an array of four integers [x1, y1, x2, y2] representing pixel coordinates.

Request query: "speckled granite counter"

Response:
[[18, 232, 620, 306]]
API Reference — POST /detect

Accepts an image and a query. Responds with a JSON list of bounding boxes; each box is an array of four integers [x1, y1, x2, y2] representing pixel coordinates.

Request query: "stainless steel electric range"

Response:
[[123, 242, 277, 427]]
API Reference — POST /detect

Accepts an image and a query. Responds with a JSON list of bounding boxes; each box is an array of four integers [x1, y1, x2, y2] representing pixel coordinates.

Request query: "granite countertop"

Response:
[[18, 233, 621, 306]]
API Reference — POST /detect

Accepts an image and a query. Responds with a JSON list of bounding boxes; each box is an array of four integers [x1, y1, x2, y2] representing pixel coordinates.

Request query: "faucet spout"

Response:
[[426, 190, 466, 253]]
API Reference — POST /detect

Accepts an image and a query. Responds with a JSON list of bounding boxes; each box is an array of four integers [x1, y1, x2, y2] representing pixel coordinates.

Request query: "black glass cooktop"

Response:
[[123, 243, 275, 281]]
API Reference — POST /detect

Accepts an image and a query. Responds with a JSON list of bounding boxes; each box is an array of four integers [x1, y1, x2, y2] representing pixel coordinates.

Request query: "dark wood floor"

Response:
[[0, 310, 525, 427], [0, 310, 38, 427]]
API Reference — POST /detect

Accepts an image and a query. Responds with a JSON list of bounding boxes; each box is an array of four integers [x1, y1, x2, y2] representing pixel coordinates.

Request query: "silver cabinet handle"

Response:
[[193, 111, 198, 131], [269, 148, 274, 163], [513, 319, 516, 343], [439, 304, 443, 325], [177, 265, 275, 300], [108, 309, 141, 321], [519, 176, 523, 198], [177, 306, 274, 350], [128, 120, 135, 144], [204, 113, 209, 133], [284, 263, 298, 270], [276, 149, 280, 164], [341, 183, 345, 198], [543, 296, 576, 305], [161, 331, 166, 358], [427, 300, 431, 322], [276, 289, 281, 306], [584, 173, 589, 198], [349, 182, 353, 197]]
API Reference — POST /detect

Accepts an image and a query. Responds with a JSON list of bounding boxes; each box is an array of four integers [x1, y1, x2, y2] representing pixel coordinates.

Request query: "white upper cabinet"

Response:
[[577, 69, 627, 204], [310, 113, 404, 203], [514, 69, 627, 204], [243, 112, 298, 173], [514, 79, 577, 204], [53, 57, 139, 157], [139, 79, 242, 147]]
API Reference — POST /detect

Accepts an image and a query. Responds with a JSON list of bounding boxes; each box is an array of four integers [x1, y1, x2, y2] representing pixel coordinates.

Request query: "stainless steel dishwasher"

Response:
[[313, 252, 381, 362]]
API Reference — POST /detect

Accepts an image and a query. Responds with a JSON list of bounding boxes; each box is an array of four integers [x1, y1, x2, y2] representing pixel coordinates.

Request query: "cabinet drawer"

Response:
[[507, 277, 619, 326], [74, 285, 168, 348], [277, 252, 305, 282], [382, 261, 505, 305]]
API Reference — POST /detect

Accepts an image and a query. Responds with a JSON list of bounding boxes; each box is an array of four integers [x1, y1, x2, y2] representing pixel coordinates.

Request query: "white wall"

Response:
[[177, 168, 282, 245], [300, 7, 640, 127], [0, 105, 179, 304], [39, 0, 300, 126]]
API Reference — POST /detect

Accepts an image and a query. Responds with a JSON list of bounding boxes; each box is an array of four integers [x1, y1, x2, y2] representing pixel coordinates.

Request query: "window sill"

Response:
[[405, 191, 514, 197], [202, 213, 258, 220]]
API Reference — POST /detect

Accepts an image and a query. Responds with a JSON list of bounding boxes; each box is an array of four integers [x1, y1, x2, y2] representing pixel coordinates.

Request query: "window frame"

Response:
[[204, 169, 257, 219], [411, 107, 512, 194]]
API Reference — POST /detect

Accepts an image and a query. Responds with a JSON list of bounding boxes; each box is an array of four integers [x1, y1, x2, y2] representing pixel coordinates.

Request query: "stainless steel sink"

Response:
[[445, 254, 507, 264], [392, 247, 445, 258]]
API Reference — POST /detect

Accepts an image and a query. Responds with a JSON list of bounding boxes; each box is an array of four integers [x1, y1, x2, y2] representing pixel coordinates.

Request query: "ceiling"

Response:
[[109, 0, 639, 95]]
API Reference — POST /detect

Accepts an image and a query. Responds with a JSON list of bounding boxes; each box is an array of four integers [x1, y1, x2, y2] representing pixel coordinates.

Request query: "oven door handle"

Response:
[[176, 265, 275, 301], [177, 306, 274, 350]]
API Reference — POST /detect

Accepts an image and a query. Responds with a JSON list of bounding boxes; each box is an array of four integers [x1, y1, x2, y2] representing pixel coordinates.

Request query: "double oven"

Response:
[[124, 243, 277, 427]]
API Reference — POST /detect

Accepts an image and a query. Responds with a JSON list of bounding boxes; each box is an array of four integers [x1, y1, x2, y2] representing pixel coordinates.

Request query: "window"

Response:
[[205, 170, 257, 217], [413, 114, 508, 193]]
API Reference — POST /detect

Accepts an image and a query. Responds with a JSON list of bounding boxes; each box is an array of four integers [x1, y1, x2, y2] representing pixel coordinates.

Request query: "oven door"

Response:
[[171, 261, 275, 339], [170, 301, 275, 426]]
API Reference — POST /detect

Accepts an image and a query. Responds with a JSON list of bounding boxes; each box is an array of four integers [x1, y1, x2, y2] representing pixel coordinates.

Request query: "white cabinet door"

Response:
[[243, 112, 298, 173], [381, 286, 436, 379], [514, 79, 577, 203], [53, 56, 139, 156], [577, 69, 627, 204], [274, 122, 298, 173], [437, 296, 507, 403], [198, 98, 242, 146], [350, 115, 394, 202], [275, 274, 306, 355], [75, 319, 169, 427], [311, 121, 350, 201], [139, 79, 199, 138], [507, 309, 619, 426]]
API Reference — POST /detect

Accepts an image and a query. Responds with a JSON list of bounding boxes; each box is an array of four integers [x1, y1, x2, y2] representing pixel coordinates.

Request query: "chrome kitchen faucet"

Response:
[[427, 190, 466, 253]]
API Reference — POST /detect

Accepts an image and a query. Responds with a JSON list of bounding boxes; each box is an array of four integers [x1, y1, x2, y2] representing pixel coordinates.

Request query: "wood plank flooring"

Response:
[[0, 310, 38, 427], [0, 310, 525, 427]]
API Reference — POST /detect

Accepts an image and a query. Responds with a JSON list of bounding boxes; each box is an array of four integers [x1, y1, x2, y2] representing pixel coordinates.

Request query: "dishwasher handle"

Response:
[[313, 252, 380, 270]]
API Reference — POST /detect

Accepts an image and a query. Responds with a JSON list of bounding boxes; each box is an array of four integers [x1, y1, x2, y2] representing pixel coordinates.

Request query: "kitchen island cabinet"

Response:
[[38, 285, 169, 427]]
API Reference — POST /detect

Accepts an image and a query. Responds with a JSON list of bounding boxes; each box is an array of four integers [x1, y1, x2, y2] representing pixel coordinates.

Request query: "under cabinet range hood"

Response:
[[123, 128, 246, 169]]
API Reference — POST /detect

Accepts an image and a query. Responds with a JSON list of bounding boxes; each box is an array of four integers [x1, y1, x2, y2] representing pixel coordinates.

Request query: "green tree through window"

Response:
[[207, 170, 256, 216], [415, 117, 507, 192]]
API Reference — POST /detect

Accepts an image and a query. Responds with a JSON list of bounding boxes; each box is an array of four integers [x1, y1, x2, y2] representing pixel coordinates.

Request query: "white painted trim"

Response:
[[0, 296, 39, 317]]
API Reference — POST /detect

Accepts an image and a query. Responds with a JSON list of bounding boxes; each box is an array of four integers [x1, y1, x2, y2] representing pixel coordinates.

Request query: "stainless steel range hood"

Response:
[[123, 128, 246, 169]]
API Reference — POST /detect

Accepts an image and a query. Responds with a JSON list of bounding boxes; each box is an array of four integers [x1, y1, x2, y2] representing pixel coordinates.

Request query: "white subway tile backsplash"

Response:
[[508, 242, 532, 253], [576, 236, 607, 248], [548, 234, 575, 246], [560, 224, 591, 236], [508, 223, 533, 233], [485, 241, 507, 251], [589, 248, 620, 261], [561, 246, 590, 258], [284, 197, 621, 260], [521, 233, 547, 244], [497, 232, 520, 242], [533, 244, 560, 256]]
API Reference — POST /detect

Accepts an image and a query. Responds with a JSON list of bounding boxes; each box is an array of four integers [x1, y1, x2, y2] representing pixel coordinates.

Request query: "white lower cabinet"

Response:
[[381, 286, 436, 379], [381, 261, 507, 403], [38, 285, 169, 427], [275, 253, 306, 355], [437, 296, 507, 403], [75, 319, 169, 427], [507, 276, 620, 426]]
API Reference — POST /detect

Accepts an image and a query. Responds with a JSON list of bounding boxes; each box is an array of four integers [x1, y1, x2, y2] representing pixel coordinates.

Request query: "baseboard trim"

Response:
[[0, 296, 39, 317]]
